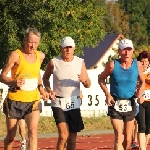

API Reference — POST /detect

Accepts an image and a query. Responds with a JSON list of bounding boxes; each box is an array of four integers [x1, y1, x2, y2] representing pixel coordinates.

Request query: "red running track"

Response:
[[0, 134, 149, 150]]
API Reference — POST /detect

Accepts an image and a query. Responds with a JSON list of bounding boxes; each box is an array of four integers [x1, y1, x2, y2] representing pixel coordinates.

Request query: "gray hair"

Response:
[[24, 28, 41, 39]]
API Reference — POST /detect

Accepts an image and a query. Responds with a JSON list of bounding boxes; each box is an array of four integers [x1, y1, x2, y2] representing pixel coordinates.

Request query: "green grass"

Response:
[[0, 112, 112, 137]]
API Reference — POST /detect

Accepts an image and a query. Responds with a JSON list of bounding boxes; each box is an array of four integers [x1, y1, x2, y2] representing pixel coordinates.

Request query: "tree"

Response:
[[0, 0, 107, 69], [118, 0, 149, 47], [103, 1, 130, 35]]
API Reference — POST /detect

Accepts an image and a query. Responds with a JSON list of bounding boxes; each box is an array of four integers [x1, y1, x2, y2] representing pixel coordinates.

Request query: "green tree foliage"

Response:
[[0, 0, 107, 69], [134, 45, 150, 58], [118, 0, 149, 47], [104, 1, 129, 35], [103, 0, 150, 65]]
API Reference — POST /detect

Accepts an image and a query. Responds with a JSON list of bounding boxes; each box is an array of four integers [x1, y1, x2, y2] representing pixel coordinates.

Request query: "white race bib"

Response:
[[60, 96, 80, 111], [142, 90, 150, 100], [114, 100, 132, 112], [20, 78, 38, 91]]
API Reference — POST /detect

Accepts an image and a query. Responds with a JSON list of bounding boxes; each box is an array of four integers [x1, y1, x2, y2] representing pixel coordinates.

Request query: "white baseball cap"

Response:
[[118, 39, 134, 50], [60, 36, 75, 48]]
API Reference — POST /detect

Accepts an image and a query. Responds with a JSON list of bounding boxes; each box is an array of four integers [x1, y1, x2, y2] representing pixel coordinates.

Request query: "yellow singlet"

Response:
[[8, 49, 41, 102]]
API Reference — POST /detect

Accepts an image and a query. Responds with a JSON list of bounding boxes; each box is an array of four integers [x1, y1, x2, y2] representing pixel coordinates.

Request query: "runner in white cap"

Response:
[[98, 39, 145, 150], [43, 36, 91, 150]]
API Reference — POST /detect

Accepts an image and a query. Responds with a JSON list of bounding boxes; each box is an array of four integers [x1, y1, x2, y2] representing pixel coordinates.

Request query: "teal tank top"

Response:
[[110, 59, 138, 98]]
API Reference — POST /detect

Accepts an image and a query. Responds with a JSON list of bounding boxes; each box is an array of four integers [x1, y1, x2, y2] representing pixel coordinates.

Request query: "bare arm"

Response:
[[0, 51, 19, 86], [98, 61, 114, 106], [37, 51, 49, 100], [37, 51, 46, 92], [136, 61, 145, 99], [38, 51, 45, 85], [79, 61, 91, 88], [98, 61, 114, 96], [42, 60, 54, 93]]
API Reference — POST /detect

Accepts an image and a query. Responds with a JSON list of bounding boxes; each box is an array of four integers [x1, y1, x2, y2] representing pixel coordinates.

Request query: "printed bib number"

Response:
[[114, 100, 132, 112], [142, 90, 150, 100], [20, 78, 38, 91], [60, 96, 80, 111]]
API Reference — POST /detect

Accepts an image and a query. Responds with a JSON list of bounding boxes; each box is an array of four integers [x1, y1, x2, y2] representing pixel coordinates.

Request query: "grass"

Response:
[[0, 112, 112, 137]]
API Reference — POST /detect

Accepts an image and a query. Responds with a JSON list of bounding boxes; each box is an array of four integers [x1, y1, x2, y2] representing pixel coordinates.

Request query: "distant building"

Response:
[[80, 33, 124, 71]]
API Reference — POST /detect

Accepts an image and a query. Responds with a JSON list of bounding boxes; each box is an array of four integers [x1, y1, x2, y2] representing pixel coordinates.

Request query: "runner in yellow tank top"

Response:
[[0, 28, 49, 150], [8, 49, 41, 102]]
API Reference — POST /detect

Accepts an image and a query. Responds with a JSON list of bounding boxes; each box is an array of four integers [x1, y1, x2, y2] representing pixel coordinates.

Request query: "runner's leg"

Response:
[[25, 110, 40, 150], [123, 119, 135, 150], [137, 103, 146, 150], [4, 117, 18, 150], [145, 102, 150, 148], [111, 118, 124, 150], [67, 132, 77, 150], [57, 122, 69, 150]]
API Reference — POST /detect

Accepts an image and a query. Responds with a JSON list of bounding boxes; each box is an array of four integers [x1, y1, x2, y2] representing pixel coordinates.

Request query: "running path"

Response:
[[0, 134, 149, 149]]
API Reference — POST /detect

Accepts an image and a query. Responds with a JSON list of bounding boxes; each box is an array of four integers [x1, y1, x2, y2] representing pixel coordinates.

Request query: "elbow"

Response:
[[98, 79, 101, 85], [98, 77, 105, 86]]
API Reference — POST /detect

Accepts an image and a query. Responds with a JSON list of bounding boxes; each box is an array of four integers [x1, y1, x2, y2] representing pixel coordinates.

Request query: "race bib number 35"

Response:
[[114, 100, 132, 112], [60, 96, 80, 111]]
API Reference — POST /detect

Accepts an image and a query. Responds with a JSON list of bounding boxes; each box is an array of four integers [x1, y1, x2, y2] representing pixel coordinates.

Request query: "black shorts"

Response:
[[3, 98, 42, 119], [108, 98, 136, 122], [52, 107, 84, 133]]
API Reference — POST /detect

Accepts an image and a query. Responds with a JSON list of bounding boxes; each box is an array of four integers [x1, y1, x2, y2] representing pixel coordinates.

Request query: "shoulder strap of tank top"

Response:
[[132, 59, 137, 67], [16, 49, 40, 62], [15, 49, 24, 59], [35, 50, 39, 58]]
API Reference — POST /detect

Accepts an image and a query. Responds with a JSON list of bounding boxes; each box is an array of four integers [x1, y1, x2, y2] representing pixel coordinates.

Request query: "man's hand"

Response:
[[17, 78, 25, 87], [105, 94, 115, 106], [78, 74, 87, 84], [48, 91, 56, 100], [40, 90, 49, 101], [10, 78, 25, 87]]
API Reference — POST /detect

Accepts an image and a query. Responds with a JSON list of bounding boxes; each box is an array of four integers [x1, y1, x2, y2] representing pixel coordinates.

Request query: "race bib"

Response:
[[142, 90, 150, 100], [114, 99, 132, 112], [20, 78, 38, 91], [60, 96, 80, 111]]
